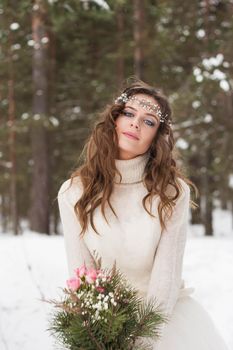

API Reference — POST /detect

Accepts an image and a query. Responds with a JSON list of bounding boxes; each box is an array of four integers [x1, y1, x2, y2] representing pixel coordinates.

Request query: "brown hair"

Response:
[[68, 78, 198, 236]]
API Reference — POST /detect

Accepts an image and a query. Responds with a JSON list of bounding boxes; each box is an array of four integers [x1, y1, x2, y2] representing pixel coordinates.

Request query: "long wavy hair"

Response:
[[67, 78, 198, 236]]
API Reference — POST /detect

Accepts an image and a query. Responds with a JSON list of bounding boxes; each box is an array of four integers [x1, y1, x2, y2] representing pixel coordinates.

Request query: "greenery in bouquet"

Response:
[[46, 260, 167, 350]]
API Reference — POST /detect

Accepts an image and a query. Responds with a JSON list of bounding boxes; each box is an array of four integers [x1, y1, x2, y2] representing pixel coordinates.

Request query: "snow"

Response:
[[202, 54, 224, 70], [0, 208, 233, 350], [196, 29, 206, 38], [176, 138, 189, 150], [192, 54, 230, 88], [192, 100, 201, 109], [220, 80, 230, 92], [10, 23, 20, 31]]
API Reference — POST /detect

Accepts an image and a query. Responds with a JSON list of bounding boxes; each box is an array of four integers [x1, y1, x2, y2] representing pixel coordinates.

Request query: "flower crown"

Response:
[[115, 92, 171, 126]]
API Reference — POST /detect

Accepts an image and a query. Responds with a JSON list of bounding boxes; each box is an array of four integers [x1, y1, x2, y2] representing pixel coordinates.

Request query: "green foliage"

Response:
[[47, 267, 166, 350]]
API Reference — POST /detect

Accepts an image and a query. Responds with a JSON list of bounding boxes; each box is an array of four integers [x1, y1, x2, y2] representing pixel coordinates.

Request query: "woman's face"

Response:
[[115, 93, 161, 160]]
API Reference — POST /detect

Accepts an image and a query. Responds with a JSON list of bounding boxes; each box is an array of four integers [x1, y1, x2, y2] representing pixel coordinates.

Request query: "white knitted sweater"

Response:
[[58, 152, 194, 341]]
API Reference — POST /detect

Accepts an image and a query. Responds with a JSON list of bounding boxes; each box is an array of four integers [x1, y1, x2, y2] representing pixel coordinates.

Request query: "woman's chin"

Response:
[[117, 147, 138, 160]]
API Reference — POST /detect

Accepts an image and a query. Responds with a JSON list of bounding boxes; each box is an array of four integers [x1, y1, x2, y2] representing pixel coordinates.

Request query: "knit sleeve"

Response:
[[146, 179, 190, 341], [57, 178, 96, 277]]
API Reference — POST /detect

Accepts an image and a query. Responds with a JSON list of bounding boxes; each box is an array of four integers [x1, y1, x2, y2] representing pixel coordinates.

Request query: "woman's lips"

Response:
[[122, 132, 139, 140]]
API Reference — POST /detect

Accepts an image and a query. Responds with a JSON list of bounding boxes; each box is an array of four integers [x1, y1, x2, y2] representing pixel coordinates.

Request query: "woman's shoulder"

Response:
[[177, 177, 190, 195], [165, 177, 190, 202], [58, 176, 83, 205]]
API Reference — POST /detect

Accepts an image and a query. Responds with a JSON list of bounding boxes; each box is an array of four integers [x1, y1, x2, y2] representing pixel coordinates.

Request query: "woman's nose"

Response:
[[130, 117, 140, 129]]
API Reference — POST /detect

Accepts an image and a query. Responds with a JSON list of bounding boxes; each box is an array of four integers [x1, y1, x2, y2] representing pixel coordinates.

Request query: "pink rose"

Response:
[[66, 277, 81, 291], [75, 265, 87, 278], [85, 268, 98, 284], [96, 286, 105, 293]]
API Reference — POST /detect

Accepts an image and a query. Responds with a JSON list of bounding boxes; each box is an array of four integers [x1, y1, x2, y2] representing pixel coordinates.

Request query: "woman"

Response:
[[58, 79, 228, 349]]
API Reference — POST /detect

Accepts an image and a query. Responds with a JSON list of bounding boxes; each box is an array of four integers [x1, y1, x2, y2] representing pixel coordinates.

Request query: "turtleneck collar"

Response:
[[114, 152, 149, 185]]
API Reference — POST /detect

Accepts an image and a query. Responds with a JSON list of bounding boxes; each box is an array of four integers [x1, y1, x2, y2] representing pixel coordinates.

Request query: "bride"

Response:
[[58, 78, 229, 349]]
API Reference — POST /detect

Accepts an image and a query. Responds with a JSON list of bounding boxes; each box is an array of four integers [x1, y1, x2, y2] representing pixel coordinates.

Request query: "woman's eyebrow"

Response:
[[125, 105, 159, 120]]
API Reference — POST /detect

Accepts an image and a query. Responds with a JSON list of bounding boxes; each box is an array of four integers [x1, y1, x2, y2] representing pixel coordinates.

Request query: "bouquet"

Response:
[[46, 261, 167, 350]]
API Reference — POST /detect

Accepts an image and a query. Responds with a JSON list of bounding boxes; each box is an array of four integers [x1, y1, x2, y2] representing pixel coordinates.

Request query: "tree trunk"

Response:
[[8, 30, 19, 235], [133, 0, 145, 79], [203, 0, 213, 236], [53, 208, 60, 235], [191, 193, 202, 225], [189, 155, 202, 225], [1, 192, 9, 233], [116, 2, 125, 87], [203, 148, 214, 236], [30, 0, 50, 234]]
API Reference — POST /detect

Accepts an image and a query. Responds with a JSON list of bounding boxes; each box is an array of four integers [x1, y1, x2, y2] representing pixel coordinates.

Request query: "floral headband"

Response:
[[114, 92, 171, 126]]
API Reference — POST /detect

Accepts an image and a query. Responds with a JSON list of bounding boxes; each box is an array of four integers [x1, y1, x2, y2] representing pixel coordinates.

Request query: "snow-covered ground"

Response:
[[0, 208, 233, 350]]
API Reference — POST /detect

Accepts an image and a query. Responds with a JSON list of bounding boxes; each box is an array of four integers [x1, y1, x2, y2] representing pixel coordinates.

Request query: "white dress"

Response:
[[58, 152, 229, 350]]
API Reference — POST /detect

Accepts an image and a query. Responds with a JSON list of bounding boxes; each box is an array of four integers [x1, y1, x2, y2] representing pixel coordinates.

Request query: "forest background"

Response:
[[0, 0, 233, 237]]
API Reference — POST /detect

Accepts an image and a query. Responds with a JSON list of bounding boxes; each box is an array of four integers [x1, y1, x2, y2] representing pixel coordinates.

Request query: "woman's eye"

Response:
[[145, 119, 155, 127], [122, 110, 133, 117], [122, 110, 156, 127]]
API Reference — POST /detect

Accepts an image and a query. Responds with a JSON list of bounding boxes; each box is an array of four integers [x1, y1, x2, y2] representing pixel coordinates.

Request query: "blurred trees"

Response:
[[30, 0, 50, 234], [0, 0, 232, 235]]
